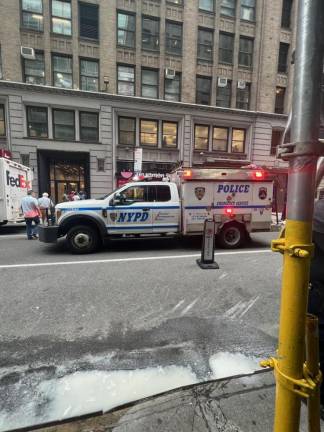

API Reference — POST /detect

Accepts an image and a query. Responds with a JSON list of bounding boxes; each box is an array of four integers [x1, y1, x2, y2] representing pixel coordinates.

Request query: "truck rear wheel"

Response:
[[67, 225, 100, 254], [218, 223, 246, 249]]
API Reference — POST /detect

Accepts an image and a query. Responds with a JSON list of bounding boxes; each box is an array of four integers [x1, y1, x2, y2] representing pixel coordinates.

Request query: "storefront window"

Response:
[[194, 125, 209, 150], [118, 117, 136, 145], [213, 127, 228, 151], [140, 119, 158, 146], [231, 128, 245, 153], [26, 106, 48, 138], [162, 122, 177, 147], [53, 109, 75, 140]]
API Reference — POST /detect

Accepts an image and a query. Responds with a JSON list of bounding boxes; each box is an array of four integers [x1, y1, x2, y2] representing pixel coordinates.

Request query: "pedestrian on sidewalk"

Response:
[[21, 190, 41, 240], [308, 198, 324, 404], [38, 192, 54, 225]]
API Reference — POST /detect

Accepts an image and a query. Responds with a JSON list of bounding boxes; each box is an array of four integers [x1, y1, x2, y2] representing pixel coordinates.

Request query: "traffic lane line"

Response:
[[0, 234, 26, 239], [0, 249, 272, 269]]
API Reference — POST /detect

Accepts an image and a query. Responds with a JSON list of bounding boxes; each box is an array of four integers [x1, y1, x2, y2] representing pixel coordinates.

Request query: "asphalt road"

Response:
[[0, 226, 283, 430]]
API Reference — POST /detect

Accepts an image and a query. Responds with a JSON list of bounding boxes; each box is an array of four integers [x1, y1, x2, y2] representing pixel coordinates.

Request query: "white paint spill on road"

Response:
[[180, 297, 200, 316], [0, 352, 263, 431], [218, 272, 228, 280], [238, 296, 260, 318], [170, 299, 185, 313]]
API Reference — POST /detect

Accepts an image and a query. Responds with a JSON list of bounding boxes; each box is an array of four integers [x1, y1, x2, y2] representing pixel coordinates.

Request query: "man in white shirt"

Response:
[[38, 192, 54, 225], [21, 190, 40, 240]]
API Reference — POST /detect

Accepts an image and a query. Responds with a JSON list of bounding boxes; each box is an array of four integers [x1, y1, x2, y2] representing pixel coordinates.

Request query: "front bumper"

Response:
[[38, 225, 59, 243]]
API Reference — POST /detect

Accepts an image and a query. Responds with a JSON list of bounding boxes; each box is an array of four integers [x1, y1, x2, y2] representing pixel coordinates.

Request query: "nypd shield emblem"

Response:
[[195, 187, 206, 200], [110, 212, 117, 222], [259, 187, 267, 200]]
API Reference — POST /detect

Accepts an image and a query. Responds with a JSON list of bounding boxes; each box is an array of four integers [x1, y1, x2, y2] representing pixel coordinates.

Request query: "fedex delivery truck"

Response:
[[39, 167, 274, 253], [0, 157, 33, 225]]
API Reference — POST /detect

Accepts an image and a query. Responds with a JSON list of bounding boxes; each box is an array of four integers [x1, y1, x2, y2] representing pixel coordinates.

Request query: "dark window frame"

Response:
[[26, 105, 48, 138], [220, 0, 236, 17], [79, 1, 99, 41], [199, 0, 215, 13], [212, 126, 229, 152], [0, 104, 6, 137], [164, 72, 181, 101], [141, 67, 159, 99], [240, 0, 256, 22], [231, 128, 246, 153], [162, 121, 178, 148], [23, 50, 45, 85], [117, 63, 135, 96], [216, 80, 232, 108], [142, 15, 160, 52], [194, 124, 210, 151], [97, 158, 105, 172], [21, 0, 44, 32], [278, 42, 289, 74], [219, 32, 234, 65], [140, 118, 159, 147], [117, 10, 136, 49], [236, 83, 251, 110], [79, 57, 99, 91], [281, 0, 293, 29], [52, 108, 75, 141], [239, 36, 254, 68], [196, 75, 212, 105], [197, 27, 214, 62], [118, 116, 136, 146], [51, 0, 72, 36], [275, 87, 286, 114], [79, 111, 99, 142], [165, 20, 182, 56], [270, 129, 284, 155], [52, 52, 73, 88]]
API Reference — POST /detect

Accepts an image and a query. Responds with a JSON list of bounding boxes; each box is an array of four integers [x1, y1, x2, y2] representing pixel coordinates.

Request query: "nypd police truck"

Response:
[[0, 157, 33, 225], [39, 168, 274, 253]]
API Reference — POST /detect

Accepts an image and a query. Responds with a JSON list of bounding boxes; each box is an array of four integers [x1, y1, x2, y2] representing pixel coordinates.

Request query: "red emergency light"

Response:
[[252, 170, 265, 180], [182, 169, 192, 179], [225, 207, 234, 217]]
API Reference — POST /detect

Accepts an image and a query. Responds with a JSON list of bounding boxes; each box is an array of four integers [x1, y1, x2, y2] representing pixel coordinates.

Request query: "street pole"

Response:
[[261, 1, 324, 430]]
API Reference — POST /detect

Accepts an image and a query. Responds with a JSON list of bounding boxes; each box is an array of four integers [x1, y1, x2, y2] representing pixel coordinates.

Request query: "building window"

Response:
[[140, 119, 158, 146], [271, 130, 283, 155], [80, 112, 99, 142], [240, 0, 255, 21], [236, 83, 250, 110], [24, 52, 45, 85], [118, 117, 136, 146], [22, 0, 44, 31], [97, 158, 105, 172], [117, 12, 135, 48], [80, 59, 99, 91], [165, 21, 182, 56], [79, 2, 99, 40], [164, 73, 181, 101], [117, 65, 135, 96], [0, 105, 5, 137], [219, 33, 234, 64], [26, 106, 48, 138], [52, 54, 72, 88], [52, 0, 72, 36], [197, 29, 213, 62], [278, 43, 289, 73], [141, 68, 159, 99], [53, 109, 75, 140], [199, 0, 214, 13], [21, 154, 30, 167], [162, 122, 178, 148], [275, 87, 286, 113], [220, 0, 236, 17], [0, 46, 2, 79], [196, 76, 211, 105], [216, 80, 231, 107], [142, 17, 160, 51], [167, 0, 183, 4], [213, 127, 229, 151], [194, 125, 209, 150], [231, 129, 245, 153], [281, 0, 293, 28], [239, 37, 253, 67]]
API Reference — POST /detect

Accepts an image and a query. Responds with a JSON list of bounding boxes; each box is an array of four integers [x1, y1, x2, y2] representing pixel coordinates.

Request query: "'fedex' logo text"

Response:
[[117, 212, 149, 223], [6, 170, 31, 188]]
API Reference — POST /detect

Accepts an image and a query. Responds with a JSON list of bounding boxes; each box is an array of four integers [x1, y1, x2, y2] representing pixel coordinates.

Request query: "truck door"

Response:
[[152, 184, 180, 233], [108, 184, 153, 234]]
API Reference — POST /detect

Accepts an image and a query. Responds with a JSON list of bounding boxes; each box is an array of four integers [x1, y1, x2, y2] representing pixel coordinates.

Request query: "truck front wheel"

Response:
[[66, 225, 100, 254], [218, 223, 246, 249]]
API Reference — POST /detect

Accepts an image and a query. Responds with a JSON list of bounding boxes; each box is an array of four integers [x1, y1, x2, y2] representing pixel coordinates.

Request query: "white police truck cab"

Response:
[[39, 168, 274, 253]]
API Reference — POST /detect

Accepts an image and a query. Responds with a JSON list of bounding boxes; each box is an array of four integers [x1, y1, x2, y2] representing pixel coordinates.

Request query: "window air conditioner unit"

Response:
[[217, 77, 228, 87], [21, 46, 35, 60], [165, 68, 176, 79], [237, 80, 246, 89]]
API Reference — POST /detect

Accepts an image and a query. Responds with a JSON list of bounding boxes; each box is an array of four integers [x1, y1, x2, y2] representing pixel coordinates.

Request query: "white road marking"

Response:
[[0, 234, 25, 239], [180, 297, 200, 316], [0, 249, 272, 270]]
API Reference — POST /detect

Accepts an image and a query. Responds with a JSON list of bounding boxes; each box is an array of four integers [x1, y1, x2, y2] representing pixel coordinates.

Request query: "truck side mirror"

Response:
[[112, 193, 126, 205]]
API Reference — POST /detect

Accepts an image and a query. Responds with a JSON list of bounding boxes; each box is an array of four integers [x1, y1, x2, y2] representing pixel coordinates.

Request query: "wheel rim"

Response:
[[73, 232, 91, 249], [224, 227, 241, 246]]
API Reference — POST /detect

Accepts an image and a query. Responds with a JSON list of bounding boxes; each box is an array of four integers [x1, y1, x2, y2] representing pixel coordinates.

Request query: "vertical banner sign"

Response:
[[134, 148, 143, 173], [197, 219, 219, 269]]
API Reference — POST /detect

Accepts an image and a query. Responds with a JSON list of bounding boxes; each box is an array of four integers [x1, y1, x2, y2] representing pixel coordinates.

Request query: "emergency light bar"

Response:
[[178, 168, 270, 181]]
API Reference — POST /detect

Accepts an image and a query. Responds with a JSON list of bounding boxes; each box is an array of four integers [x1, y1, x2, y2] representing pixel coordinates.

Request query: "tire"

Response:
[[66, 225, 100, 254], [218, 223, 246, 249]]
